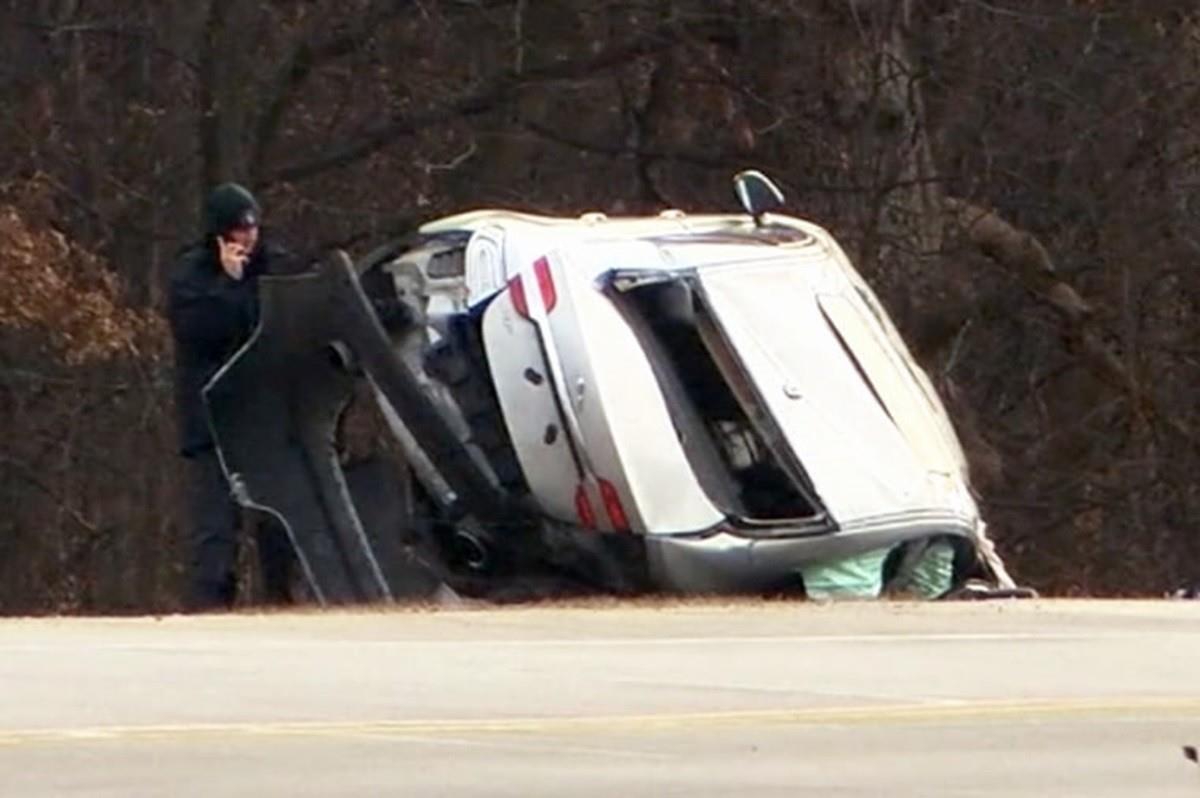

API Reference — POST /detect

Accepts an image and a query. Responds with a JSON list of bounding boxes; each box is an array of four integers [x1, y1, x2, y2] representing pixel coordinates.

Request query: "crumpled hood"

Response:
[[697, 259, 975, 524]]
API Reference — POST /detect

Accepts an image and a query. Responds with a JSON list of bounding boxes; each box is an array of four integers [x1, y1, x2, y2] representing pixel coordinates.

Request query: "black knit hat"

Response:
[[204, 183, 261, 235]]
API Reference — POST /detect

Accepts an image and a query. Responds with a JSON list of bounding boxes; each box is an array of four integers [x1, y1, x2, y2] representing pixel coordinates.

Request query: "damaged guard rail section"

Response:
[[203, 252, 521, 605]]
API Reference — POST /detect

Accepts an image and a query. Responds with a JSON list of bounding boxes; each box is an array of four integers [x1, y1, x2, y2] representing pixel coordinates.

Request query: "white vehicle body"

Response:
[[370, 207, 1008, 594]]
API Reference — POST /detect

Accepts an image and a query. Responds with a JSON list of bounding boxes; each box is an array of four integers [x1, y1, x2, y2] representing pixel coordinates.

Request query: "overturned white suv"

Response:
[[206, 173, 1017, 604]]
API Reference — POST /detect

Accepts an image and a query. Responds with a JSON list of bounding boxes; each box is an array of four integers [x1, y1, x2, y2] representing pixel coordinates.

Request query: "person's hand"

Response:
[[217, 235, 249, 280]]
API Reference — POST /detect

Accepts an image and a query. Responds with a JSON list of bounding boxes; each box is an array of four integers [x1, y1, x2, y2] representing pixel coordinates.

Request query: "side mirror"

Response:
[[733, 170, 785, 225]]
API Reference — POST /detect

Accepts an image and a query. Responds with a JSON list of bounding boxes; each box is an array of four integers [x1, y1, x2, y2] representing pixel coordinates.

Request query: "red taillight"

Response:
[[575, 484, 596, 529], [509, 274, 529, 318], [598, 479, 630, 532], [508, 257, 555, 317], [533, 256, 557, 313]]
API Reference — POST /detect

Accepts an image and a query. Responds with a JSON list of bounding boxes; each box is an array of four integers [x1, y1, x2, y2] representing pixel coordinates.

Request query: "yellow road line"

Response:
[[1, 697, 1197, 747]]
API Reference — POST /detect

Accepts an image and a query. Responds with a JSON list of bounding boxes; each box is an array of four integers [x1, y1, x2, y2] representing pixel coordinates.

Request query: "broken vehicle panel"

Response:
[[204, 173, 1018, 603], [203, 265, 392, 605]]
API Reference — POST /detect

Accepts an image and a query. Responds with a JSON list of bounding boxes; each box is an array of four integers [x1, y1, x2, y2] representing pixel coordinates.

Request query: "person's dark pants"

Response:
[[185, 448, 294, 610]]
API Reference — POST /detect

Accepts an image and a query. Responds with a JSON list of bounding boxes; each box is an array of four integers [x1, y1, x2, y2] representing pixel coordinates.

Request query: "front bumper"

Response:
[[645, 511, 979, 593]]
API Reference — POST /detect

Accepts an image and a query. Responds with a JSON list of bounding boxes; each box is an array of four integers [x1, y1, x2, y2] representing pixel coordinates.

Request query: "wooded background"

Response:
[[1, 0, 1196, 613]]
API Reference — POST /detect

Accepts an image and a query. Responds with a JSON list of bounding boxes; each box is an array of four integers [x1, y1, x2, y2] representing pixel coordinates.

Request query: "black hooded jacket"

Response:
[[167, 235, 296, 457]]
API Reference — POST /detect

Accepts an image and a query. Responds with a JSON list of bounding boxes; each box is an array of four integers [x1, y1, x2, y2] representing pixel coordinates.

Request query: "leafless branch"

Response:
[[249, 2, 419, 176], [944, 196, 1195, 445], [17, 19, 198, 72], [264, 22, 688, 186], [0, 454, 104, 536]]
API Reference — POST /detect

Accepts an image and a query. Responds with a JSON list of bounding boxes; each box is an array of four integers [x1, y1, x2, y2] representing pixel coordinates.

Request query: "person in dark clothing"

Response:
[[168, 183, 297, 610]]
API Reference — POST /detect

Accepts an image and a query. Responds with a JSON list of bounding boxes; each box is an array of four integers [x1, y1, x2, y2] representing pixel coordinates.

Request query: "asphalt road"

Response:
[[1, 600, 1198, 797]]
